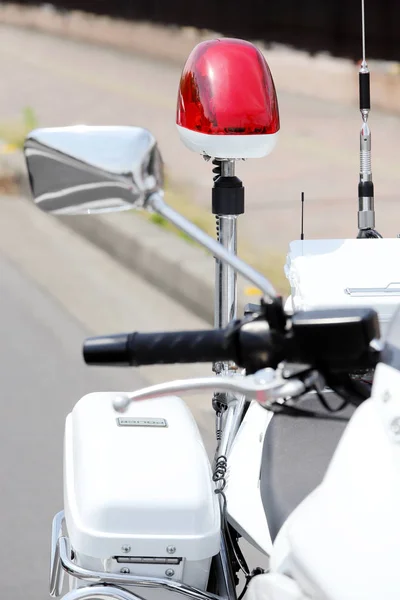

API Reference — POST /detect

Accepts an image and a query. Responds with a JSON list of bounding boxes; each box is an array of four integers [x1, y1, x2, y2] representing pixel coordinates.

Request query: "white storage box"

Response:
[[64, 393, 220, 589], [285, 239, 400, 338]]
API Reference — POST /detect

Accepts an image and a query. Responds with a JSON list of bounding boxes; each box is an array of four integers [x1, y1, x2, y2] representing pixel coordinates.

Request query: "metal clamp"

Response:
[[51, 513, 224, 600]]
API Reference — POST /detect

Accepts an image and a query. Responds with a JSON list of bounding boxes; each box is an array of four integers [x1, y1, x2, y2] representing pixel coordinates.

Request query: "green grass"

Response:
[[149, 213, 168, 227], [0, 107, 38, 150], [149, 212, 195, 243]]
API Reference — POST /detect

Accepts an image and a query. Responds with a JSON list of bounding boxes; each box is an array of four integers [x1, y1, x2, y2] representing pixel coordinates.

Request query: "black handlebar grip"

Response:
[[83, 333, 132, 366], [83, 329, 238, 366]]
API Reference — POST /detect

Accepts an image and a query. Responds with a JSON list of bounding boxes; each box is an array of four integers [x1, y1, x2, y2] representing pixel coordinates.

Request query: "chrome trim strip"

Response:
[[345, 285, 400, 297]]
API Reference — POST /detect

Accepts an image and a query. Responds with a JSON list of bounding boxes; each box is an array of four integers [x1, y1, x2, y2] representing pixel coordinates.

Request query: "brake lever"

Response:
[[112, 369, 321, 413]]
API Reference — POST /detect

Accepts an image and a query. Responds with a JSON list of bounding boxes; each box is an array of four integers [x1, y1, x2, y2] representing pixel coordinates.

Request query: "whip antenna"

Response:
[[357, 0, 381, 238]]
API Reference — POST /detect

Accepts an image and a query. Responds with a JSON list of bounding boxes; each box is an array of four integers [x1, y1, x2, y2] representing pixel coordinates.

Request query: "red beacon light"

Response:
[[176, 38, 280, 160]]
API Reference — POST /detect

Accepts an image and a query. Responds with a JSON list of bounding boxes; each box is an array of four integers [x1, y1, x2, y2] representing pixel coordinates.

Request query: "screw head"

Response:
[[165, 569, 175, 578], [166, 546, 176, 555], [390, 417, 400, 436], [383, 390, 392, 403], [120, 567, 131, 574], [121, 545, 131, 554]]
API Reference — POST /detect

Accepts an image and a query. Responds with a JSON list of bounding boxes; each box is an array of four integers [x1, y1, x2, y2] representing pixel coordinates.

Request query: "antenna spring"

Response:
[[360, 149, 372, 174], [212, 158, 222, 181], [215, 215, 221, 241]]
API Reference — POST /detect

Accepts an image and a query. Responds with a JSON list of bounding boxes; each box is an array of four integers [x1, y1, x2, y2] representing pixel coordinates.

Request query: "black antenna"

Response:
[[357, 0, 382, 238], [300, 192, 305, 240]]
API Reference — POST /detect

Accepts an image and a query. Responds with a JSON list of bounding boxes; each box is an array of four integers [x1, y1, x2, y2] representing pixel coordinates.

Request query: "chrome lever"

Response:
[[112, 370, 318, 413]]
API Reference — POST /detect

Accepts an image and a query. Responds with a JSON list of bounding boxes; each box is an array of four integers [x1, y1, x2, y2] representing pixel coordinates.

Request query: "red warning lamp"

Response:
[[176, 38, 280, 159]]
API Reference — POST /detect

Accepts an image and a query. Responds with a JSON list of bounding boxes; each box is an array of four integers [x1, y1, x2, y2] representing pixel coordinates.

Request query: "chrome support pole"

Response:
[[214, 214, 237, 331], [213, 161, 243, 458], [214, 160, 238, 332], [149, 193, 276, 300], [214, 160, 238, 387]]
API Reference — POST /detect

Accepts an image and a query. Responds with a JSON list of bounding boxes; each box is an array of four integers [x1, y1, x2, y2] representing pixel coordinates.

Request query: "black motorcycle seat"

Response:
[[260, 392, 354, 541]]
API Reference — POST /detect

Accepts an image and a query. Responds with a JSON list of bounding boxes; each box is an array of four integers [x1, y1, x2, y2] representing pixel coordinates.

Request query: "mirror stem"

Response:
[[148, 193, 277, 300]]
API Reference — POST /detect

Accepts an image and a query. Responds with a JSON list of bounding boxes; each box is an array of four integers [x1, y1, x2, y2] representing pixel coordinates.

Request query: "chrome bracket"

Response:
[[51, 511, 66, 597], [62, 585, 148, 600], [50, 512, 225, 600]]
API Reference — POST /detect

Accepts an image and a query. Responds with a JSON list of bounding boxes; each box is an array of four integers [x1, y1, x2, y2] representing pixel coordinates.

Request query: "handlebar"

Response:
[[83, 318, 277, 370], [83, 328, 240, 366], [83, 306, 380, 375]]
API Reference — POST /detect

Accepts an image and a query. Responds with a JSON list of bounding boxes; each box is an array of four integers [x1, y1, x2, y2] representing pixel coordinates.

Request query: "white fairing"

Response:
[[224, 401, 273, 555], [176, 125, 279, 159], [64, 393, 220, 589], [244, 573, 305, 600], [285, 238, 400, 337], [268, 361, 400, 600]]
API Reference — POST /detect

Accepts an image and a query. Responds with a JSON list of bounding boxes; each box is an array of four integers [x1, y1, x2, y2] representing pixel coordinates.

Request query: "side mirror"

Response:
[[23, 125, 164, 215], [23, 124, 277, 300]]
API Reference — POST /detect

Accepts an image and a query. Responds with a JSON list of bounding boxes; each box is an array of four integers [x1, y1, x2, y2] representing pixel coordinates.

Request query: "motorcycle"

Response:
[[23, 118, 385, 600], [21, 3, 400, 597]]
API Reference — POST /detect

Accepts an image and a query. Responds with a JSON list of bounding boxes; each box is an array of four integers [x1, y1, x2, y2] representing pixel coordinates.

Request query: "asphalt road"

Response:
[[0, 253, 150, 599], [1, 24, 400, 253], [0, 195, 219, 599]]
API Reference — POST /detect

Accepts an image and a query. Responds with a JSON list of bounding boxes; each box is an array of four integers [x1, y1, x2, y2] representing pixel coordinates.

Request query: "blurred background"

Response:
[[1, 0, 400, 282], [7, 0, 400, 60], [0, 2, 399, 598]]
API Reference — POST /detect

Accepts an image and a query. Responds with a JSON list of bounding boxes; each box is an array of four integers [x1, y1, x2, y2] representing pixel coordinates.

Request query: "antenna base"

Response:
[[357, 228, 383, 239], [358, 207, 375, 230]]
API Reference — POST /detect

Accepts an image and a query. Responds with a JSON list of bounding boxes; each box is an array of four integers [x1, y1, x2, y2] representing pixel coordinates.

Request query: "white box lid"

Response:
[[285, 239, 400, 329], [64, 393, 220, 560]]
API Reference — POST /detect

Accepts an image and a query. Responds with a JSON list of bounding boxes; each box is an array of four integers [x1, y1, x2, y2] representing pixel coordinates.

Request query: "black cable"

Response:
[[328, 374, 371, 407], [265, 380, 354, 421], [213, 457, 251, 579], [314, 387, 348, 413], [267, 402, 349, 422], [265, 366, 374, 419], [215, 488, 251, 579], [237, 583, 249, 600], [237, 568, 266, 600], [213, 455, 228, 489]]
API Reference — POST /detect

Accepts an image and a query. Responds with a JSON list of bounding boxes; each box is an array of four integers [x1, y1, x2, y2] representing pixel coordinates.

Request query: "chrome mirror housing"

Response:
[[23, 124, 276, 299], [24, 125, 164, 215]]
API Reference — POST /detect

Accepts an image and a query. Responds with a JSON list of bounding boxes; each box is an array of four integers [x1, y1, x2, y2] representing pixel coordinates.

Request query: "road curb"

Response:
[[2, 151, 250, 324], [1, 3, 400, 114], [63, 210, 218, 324]]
